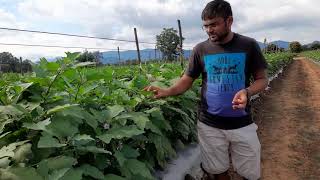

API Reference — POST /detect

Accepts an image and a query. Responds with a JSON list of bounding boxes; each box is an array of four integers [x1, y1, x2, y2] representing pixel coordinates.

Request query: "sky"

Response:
[[0, 0, 319, 61]]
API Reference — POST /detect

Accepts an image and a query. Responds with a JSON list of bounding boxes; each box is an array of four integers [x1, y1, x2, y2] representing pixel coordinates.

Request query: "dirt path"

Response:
[[251, 57, 320, 180], [190, 57, 320, 180]]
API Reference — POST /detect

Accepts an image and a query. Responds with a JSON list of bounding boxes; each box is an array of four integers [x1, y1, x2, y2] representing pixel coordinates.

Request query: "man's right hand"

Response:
[[143, 86, 170, 99]]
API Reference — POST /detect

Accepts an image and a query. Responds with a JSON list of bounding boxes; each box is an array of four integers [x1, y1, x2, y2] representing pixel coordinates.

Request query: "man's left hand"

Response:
[[232, 89, 248, 110]]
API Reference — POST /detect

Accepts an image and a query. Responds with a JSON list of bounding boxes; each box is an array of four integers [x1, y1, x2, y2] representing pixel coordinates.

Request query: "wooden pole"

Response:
[[154, 45, 157, 61], [177, 20, 184, 69], [117, 47, 121, 65], [134, 28, 142, 69], [20, 57, 23, 75]]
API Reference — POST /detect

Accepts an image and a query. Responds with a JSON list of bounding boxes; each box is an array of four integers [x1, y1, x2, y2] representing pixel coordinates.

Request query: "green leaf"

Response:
[[85, 70, 105, 81], [47, 104, 79, 115], [104, 174, 126, 180], [45, 116, 79, 138], [97, 125, 144, 144], [121, 145, 140, 159], [8, 167, 43, 180], [0, 105, 24, 116], [145, 121, 163, 135], [82, 111, 98, 129], [12, 143, 32, 163], [0, 157, 10, 168], [48, 168, 70, 180], [0, 131, 11, 138], [145, 107, 172, 131], [148, 133, 176, 168], [108, 105, 125, 119], [76, 146, 111, 154], [73, 62, 96, 68], [72, 134, 94, 146], [0, 140, 29, 159], [114, 151, 126, 167], [125, 159, 154, 180], [115, 112, 149, 129], [37, 156, 77, 177], [23, 118, 51, 131], [37, 134, 66, 148], [59, 169, 83, 180], [79, 164, 104, 180], [46, 62, 60, 71]]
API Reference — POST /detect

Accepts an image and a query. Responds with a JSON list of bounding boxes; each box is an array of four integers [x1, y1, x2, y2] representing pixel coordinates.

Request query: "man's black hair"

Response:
[[201, 0, 233, 20]]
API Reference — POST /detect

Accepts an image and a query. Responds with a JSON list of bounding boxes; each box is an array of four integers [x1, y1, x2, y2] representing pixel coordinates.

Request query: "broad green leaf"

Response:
[[114, 151, 126, 167], [8, 167, 43, 180], [0, 131, 11, 138], [0, 119, 14, 134], [130, 75, 149, 89], [37, 156, 77, 177], [37, 134, 66, 148], [150, 81, 167, 88], [102, 68, 113, 82], [145, 121, 163, 135], [45, 116, 79, 138], [76, 146, 111, 154], [12, 143, 32, 163], [82, 111, 98, 129], [104, 174, 126, 180], [115, 112, 149, 129], [0, 140, 29, 159], [48, 168, 70, 180], [145, 107, 172, 131], [72, 134, 94, 145], [80, 83, 99, 96], [47, 104, 79, 115], [23, 118, 51, 131], [18, 101, 40, 112], [46, 62, 60, 71], [0, 157, 10, 168], [108, 105, 125, 119], [125, 159, 154, 180], [121, 145, 140, 159], [85, 70, 105, 81], [97, 125, 144, 144], [0, 105, 24, 116], [73, 62, 96, 68], [79, 164, 104, 180], [10, 82, 34, 103], [59, 169, 83, 180], [148, 133, 176, 168]]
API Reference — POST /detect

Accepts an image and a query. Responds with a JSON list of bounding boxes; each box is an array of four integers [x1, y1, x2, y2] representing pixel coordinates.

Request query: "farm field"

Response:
[[3, 52, 319, 180]]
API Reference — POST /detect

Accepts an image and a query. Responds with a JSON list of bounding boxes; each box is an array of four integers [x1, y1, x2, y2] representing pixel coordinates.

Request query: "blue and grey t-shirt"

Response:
[[185, 33, 268, 130]]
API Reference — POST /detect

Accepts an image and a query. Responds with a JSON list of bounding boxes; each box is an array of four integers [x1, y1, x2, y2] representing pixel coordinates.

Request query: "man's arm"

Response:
[[232, 68, 268, 109], [246, 68, 268, 97], [143, 74, 194, 99]]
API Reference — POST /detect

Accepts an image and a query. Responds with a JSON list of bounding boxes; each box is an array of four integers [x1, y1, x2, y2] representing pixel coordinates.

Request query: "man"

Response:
[[144, 0, 268, 179]]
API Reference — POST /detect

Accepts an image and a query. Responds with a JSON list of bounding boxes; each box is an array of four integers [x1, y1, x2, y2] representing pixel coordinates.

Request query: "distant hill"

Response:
[[101, 49, 192, 64], [257, 40, 290, 50], [305, 40, 320, 48], [100, 40, 291, 64]]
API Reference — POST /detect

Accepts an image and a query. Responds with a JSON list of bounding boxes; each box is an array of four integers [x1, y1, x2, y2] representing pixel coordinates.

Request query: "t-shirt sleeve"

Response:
[[184, 47, 202, 79], [249, 40, 268, 73]]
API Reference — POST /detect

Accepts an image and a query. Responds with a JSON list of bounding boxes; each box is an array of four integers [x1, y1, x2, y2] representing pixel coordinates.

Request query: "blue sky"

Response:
[[0, 0, 319, 61]]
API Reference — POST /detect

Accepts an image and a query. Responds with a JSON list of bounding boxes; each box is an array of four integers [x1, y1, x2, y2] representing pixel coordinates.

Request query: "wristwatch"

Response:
[[244, 88, 251, 99]]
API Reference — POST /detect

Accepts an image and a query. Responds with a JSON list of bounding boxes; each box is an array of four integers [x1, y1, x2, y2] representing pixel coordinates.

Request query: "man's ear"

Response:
[[227, 16, 233, 27]]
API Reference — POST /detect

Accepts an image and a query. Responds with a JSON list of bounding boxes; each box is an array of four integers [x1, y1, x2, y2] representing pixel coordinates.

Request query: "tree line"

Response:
[[1, 28, 319, 69], [0, 52, 32, 73]]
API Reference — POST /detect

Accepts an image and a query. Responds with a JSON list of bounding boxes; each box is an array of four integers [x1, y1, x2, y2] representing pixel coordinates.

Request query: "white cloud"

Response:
[[0, 0, 318, 61]]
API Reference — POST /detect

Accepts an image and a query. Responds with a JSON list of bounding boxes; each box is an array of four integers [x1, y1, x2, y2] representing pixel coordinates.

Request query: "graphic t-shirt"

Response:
[[185, 33, 268, 130]]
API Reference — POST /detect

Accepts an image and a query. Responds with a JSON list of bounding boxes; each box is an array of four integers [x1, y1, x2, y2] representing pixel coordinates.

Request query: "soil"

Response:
[[193, 57, 320, 180]]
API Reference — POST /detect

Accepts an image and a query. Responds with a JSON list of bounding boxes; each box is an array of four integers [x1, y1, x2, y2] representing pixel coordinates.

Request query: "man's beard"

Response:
[[209, 30, 229, 43]]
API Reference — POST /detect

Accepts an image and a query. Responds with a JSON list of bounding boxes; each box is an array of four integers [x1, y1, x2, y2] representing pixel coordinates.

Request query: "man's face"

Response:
[[202, 16, 232, 43]]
